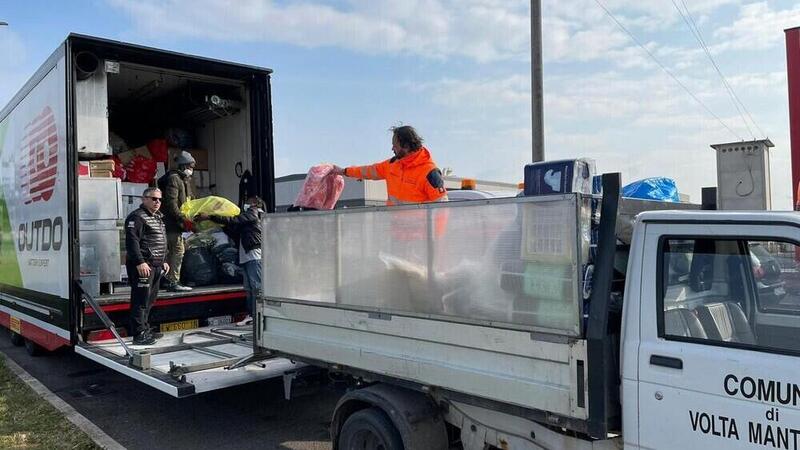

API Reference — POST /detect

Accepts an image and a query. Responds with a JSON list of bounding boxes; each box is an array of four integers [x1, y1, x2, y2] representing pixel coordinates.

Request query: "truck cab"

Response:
[[624, 210, 800, 449]]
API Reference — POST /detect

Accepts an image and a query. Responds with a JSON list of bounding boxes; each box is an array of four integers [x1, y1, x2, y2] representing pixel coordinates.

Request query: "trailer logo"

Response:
[[17, 106, 58, 204]]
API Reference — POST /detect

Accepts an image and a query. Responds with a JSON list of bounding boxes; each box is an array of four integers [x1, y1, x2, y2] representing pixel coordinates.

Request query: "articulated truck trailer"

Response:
[[0, 34, 298, 395]]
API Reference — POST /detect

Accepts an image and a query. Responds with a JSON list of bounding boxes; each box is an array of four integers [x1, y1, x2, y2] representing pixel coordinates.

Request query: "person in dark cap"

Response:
[[157, 150, 196, 292]]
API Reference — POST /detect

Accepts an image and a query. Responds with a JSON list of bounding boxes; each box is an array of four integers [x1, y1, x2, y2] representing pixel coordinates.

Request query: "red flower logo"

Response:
[[18, 106, 58, 204]]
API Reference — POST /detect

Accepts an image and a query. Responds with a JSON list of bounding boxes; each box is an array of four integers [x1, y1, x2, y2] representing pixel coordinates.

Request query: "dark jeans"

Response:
[[127, 264, 163, 336], [242, 259, 262, 315]]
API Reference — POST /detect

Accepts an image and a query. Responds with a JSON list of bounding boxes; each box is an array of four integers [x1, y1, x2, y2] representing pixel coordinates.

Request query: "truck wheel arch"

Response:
[[331, 383, 448, 450]]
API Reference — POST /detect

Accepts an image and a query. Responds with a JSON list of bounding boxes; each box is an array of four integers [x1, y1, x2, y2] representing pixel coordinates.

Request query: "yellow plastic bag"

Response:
[[180, 196, 240, 220]]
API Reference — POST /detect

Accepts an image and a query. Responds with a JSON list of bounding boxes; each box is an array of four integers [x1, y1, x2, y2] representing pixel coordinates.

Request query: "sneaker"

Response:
[[132, 333, 156, 346], [148, 330, 164, 339], [235, 315, 253, 326], [165, 283, 193, 292]]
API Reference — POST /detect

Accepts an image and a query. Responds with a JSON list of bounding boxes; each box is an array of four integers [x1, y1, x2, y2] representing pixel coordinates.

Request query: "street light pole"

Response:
[[531, 0, 545, 162]]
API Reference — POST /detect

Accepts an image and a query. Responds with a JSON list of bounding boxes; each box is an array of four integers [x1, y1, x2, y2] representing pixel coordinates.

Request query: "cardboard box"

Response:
[[168, 147, 208, 170], [88, 159, 115, 178], [90, 159, 115, 170]]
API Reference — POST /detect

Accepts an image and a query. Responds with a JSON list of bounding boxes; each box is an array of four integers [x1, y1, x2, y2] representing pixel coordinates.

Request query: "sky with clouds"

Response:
[[1, 0, 799, 207]]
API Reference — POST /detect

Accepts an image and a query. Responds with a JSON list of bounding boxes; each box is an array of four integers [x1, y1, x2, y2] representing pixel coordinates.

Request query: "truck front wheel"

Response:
[[9, 331, 23, 346], [339, 407, 404, 450], [24, 339, 43, 357]]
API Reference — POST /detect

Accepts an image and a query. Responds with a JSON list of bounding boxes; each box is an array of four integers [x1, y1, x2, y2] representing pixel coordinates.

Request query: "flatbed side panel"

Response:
[[258, 301, 588, 419]]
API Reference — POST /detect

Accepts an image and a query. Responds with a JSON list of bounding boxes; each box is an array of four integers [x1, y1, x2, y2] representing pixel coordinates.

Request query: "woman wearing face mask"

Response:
[[157, 150, 196, 292], [198, 196, 264, 326]]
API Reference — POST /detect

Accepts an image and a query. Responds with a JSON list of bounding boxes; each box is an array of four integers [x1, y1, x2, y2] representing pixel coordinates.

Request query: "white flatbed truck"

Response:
[[255, 174, 800, 450]]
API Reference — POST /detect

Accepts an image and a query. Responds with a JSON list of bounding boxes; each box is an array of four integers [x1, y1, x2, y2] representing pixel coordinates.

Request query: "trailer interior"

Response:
[[75, 53, 257, 336]]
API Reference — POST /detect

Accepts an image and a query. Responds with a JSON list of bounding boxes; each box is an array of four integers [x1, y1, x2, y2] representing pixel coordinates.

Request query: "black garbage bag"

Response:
[[219, 262, 244, 284], [181, 246, 218, 286], [210, 245, 242, 283], [186, 231, 217, 250], [214, 246, 239, 264]]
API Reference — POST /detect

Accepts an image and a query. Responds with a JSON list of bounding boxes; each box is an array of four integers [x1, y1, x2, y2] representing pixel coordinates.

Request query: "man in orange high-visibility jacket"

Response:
[[332, 125, 448, 205]]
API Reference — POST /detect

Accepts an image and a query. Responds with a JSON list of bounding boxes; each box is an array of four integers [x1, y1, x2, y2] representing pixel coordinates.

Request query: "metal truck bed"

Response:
[[257, 195, 593, 421]]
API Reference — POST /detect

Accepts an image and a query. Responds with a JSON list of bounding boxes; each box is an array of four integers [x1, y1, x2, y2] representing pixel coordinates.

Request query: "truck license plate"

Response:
[[10, 316, 20, 334], [159, 319, 198, 333]]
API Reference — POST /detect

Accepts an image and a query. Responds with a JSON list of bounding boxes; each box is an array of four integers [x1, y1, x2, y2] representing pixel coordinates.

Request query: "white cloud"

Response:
[[107, 0, 531, 63], [540, 0, 736, 67], [410, 74, 530, 109], [714, 2, 800, 52], [727, 71, 786, 92]]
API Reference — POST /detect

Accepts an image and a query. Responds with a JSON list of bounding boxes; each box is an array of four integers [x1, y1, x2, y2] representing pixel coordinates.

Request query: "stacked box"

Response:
[[89, 159, 115, 178]]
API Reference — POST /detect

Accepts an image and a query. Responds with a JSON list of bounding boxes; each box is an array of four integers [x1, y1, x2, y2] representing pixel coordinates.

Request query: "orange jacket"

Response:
[[345, 147, 447, 205]]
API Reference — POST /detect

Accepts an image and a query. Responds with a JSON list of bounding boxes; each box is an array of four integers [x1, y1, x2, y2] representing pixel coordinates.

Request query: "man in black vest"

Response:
[[125, 187, 170, 345]]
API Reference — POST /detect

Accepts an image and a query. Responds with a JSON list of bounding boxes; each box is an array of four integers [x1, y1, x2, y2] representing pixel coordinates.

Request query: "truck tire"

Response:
[[339, 407, 404, 450], [9, 331, 24, 346], [24, 339, 43, 357]]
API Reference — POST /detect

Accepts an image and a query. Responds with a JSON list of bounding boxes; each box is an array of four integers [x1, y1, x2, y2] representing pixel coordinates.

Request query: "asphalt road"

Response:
[[0, 328, 341, 450]]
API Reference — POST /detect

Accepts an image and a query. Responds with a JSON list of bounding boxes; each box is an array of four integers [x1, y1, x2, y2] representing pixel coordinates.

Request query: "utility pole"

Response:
[[531, 0, 545, 162]]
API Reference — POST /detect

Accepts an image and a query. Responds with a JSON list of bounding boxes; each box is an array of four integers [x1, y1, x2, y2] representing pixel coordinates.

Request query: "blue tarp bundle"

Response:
[[622, 177, 680, 202]]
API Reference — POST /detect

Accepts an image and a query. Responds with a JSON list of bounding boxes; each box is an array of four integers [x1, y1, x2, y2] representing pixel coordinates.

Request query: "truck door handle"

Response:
[[650, 355, 683, 370]]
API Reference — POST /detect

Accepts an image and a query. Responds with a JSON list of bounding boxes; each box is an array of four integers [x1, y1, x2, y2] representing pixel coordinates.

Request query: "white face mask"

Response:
[[244, 204, 262, 212], [183, 168, 194, 177]]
